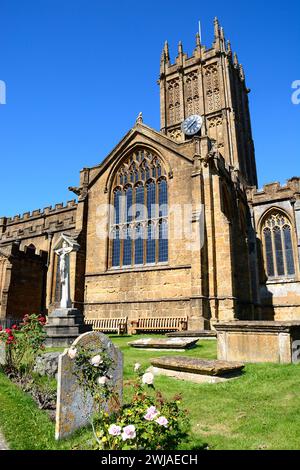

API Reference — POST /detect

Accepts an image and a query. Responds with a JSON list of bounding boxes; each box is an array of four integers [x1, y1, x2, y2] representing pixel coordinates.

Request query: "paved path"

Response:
[[0, 430, 8, 450]]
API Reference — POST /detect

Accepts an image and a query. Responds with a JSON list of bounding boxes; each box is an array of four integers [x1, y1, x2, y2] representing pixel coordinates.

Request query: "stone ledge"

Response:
[[166, 330, 217, 338], [214, 321, 300, 333]]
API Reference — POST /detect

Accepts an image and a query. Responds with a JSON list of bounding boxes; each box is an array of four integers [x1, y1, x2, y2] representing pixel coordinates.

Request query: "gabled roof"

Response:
[[86, 122, 193, 190]]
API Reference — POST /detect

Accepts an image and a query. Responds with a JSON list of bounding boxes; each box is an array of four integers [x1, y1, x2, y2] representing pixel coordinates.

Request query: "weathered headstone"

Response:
[[55, 331, 123, 440], [0, 340, 6, 366]]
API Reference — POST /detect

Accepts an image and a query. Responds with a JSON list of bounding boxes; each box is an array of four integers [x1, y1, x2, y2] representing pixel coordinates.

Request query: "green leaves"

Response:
[[91, 368, 190, 451], [1, 314, 47, 374]]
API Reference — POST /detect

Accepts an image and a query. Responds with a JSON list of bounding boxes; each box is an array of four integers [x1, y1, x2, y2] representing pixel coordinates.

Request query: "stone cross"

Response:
[[55, 331, 123, 440], [54, 234, 80, 309]]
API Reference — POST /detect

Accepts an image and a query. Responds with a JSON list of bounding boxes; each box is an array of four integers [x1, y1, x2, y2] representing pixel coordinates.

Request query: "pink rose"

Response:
[[121, 425, 136, 441], [156, 416, 168, 427], [108, 424, 121, 436], [144, 406, 159, 421]]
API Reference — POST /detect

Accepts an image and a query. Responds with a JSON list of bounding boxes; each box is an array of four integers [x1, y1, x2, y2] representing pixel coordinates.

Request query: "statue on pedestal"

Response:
[[45, 233, 91, 347]]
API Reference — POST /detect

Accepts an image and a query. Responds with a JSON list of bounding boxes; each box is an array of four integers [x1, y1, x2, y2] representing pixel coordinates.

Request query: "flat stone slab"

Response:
[[166, 330, 217, 339], [151, 356, 244, 375], [149, 357, 244, 384], [128, 337, 199, 350]]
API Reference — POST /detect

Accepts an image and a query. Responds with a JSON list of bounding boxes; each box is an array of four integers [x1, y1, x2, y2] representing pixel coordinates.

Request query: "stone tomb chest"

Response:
[[214, 321, 300, 364]]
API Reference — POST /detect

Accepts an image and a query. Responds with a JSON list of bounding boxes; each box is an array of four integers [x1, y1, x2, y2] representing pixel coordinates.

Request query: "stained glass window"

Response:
[[110, 149, 168, 268], [262, 212, 296, 279], [264, 228, 274, 277], [123, 226, 132, 266], [112, 228, 120, 267], [159, 220, 168, 262], [134, 224, 144, 265], [146, 222, 156, 264], [114, 189, 122, 224], [283, 225, 295, 276]]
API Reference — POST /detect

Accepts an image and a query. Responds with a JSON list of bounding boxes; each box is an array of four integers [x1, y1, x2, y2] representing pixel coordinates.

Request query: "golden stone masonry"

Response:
[[1, 19, 299, 329]]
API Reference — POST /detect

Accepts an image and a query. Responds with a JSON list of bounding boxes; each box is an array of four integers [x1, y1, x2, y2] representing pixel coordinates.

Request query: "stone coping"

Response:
[[214, 321, 300, 333], [150, 356, 244, 376], [166, 330, 217, 338]]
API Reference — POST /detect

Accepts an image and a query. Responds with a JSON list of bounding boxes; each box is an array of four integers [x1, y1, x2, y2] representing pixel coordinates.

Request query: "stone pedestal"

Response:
[[45, 308, 92, 348]]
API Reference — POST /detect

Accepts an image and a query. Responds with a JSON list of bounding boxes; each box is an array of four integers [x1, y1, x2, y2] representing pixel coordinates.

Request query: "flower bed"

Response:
[[68, 345, 190, 450]]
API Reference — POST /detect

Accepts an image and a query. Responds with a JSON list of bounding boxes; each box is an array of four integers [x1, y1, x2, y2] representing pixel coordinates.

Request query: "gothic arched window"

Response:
[[110, 149, 168, 268], [262, 211, 296, 279]]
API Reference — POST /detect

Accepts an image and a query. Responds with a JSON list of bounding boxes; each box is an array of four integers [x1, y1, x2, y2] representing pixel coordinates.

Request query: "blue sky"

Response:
[[0, 0, 299, 217]]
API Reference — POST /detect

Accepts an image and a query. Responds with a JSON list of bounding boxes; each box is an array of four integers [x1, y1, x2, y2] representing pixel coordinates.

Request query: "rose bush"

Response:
[[70, 348, 189, 450], [0, 314, 46, 374], [70, 345, 116, 406], [91, 365, 189, 450]]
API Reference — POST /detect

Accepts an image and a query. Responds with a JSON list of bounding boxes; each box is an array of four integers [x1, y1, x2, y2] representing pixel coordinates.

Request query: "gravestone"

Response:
[[55, 331, 123, 440], [0, 341, 6, 366]]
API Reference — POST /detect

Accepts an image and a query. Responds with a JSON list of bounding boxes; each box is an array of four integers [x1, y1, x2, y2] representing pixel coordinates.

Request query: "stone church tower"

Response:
[[0, 19, 299, 329], [159, 18, 257, 187]]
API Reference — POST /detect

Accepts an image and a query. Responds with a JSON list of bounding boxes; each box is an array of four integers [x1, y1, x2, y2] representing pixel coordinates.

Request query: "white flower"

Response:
[[121, 425, 136, 441], [108, 424, 121, 436], [90, 354, 103, 367], [156, 416, 168, 427], [142, 372, 154, 385], [97, 376, 108, 385], [144, 406, 159, 421], [134, 363, 141, 372], [67, 347, 77, 359]]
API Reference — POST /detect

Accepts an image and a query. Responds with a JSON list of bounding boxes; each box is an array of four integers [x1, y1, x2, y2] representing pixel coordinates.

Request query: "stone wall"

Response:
[[0, 244, 47, 320], [82, 124, 253, 329], [248, 178, 300, 320], [0, 200, 81, 317]]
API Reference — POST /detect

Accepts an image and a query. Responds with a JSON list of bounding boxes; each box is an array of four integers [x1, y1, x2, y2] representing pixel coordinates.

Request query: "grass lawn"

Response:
[[1, 335, 300, 450]]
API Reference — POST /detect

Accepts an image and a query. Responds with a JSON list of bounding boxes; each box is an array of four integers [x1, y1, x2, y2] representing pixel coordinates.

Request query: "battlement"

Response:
[[0, 199, 77, 243], [0, 241, 48, 261], [247, 177, 300, 204], [1, 200, 77, 226]]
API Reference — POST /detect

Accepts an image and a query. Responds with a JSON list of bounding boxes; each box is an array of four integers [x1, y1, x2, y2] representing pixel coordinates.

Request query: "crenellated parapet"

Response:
[[0, 199, 77, 243], [3, 200, 77, 225], [247, 177, 300, 205]]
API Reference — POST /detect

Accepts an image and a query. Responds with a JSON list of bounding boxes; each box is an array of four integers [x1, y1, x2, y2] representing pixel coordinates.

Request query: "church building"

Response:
[[1, 18, 299, 329]]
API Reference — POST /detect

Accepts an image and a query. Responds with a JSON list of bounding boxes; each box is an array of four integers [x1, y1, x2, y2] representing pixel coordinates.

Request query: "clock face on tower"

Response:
[[181, 114, 203, 136]]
